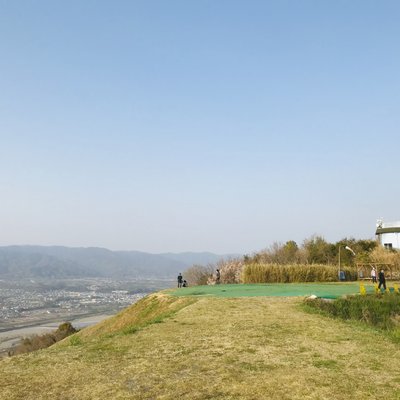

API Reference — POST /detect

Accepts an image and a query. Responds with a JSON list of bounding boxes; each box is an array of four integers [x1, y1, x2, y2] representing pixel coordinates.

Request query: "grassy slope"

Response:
[[1, 292, 400, 400]]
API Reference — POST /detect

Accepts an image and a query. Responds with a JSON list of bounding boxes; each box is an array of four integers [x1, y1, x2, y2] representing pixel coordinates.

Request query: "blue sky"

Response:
[[0, 1, 399, 253]]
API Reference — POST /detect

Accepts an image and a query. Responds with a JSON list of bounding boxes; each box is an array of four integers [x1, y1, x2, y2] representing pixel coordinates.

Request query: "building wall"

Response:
[[378, 232, 400, 249]]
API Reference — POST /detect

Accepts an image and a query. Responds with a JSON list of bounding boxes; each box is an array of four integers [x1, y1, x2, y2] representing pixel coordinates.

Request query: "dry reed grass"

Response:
[[243, 263, 358, 283]]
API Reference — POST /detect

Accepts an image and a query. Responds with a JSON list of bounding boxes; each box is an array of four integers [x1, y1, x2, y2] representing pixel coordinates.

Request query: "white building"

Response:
[[376, 220, 400, 250]]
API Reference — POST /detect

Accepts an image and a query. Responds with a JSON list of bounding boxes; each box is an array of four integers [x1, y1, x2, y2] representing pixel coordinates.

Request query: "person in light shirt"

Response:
[[371, 266, 377, 283]]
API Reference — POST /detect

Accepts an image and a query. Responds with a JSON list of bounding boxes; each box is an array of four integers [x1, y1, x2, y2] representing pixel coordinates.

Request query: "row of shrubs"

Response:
[[304, 293, 400, 335], [8, 322, 77, 356], [242, 263, 358, 283]]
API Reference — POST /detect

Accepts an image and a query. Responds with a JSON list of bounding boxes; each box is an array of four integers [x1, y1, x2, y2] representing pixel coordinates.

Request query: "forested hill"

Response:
[[0, 246, 233, 280]]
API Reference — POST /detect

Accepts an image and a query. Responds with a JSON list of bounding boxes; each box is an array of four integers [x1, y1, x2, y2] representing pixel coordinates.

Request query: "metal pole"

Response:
[[338, 246, 341, 279]]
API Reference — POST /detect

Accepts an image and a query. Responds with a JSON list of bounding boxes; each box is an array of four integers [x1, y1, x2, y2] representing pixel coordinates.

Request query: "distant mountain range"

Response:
[[0, 246, 239, 280]]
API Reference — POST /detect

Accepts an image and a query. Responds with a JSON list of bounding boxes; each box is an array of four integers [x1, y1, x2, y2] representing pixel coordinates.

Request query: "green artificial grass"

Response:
[[168, 282, 377, 298]]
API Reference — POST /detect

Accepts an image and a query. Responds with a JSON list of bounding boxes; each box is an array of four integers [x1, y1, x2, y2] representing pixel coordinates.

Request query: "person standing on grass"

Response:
[[371, 266, 377, 283], [177, 273, 183, 288], [378, 269, 386, 290], [216, 269, 221, 284]]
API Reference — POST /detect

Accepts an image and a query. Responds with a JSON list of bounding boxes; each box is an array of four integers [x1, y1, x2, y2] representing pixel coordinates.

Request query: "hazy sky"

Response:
[[1, 1, 399, 254]]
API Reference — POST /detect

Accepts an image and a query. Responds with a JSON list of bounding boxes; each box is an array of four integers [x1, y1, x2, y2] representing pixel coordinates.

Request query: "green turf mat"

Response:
[[168, 283, 377, 298]]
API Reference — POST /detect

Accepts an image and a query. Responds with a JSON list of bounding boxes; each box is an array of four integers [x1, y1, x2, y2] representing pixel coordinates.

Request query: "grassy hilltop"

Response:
[[1, 286, 400, 400]]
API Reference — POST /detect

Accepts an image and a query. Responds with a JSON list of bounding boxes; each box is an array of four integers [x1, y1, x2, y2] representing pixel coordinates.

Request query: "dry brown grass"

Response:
[[78, 293, 196, 338], [243, 263, 357, 283], [1, 293, 399, 399]]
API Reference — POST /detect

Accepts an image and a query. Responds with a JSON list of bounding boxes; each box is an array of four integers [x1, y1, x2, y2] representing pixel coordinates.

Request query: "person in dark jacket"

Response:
[[378, 269, 386, 290], [216, 269, 221, 284], [177, 273, 183, 288]]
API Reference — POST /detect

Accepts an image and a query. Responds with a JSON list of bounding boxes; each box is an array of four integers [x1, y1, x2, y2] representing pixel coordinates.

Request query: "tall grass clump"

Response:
[[184, 264, 214, 286], [242, 263, 357, 283], [185, 258, 244, 286], [304, 293, 400, 332]]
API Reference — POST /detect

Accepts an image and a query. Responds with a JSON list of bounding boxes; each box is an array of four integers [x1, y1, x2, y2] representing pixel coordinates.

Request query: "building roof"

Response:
[[376, 224, 400, 235], [376, 220, 400, 235]]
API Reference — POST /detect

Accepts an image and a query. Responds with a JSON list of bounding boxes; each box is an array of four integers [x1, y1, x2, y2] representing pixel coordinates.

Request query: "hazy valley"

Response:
[[0, 246, 234, 355]]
